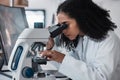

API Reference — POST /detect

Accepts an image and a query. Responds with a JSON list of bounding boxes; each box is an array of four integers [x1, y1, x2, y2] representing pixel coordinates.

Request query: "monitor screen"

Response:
[[0, 5, 28, 66], [25, 9, 45, 28]]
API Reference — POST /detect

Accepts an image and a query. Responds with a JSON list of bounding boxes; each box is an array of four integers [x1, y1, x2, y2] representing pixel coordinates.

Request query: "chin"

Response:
[[68, 37, 76, 40]]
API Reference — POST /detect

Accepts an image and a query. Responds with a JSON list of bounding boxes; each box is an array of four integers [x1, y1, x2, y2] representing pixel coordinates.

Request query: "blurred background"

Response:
[[0, 0, 120, 79]]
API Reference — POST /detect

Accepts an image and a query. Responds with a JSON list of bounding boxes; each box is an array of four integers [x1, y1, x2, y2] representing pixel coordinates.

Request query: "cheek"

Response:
[[69, 25, 79, 35]]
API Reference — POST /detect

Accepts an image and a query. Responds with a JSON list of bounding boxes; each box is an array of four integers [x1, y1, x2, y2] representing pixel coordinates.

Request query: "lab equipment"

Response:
[[8, 23, 68, 80]]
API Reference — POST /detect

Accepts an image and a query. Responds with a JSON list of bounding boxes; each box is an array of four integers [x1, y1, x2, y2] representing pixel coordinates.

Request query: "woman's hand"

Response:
[[46, 37, 54, 50], [40, 50, 65, 63]]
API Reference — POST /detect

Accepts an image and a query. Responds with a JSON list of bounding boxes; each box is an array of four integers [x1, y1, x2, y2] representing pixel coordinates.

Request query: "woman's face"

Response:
[[57, 12, 84, 40]]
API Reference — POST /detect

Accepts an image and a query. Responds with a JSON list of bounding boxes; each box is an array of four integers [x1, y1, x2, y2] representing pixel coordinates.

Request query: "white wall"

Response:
[[93, 0, 120, 38], [26, 0, 60, 27], [26, 0, 120, 38]]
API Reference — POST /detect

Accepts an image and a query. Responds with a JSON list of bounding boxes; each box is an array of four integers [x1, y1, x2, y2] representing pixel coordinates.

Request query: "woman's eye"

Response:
[[56, 23, 61, 26], [66, 23, 69, 27]]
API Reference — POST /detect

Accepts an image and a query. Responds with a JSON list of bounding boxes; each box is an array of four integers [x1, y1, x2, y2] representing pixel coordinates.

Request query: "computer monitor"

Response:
[[0, 5, 28, 68]]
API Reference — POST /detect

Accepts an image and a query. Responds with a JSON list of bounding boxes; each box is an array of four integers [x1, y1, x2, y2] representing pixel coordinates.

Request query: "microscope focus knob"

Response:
[[22, 67, 34, 78]]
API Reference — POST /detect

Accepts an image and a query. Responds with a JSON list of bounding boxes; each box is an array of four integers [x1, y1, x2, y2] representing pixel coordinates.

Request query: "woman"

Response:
[[41, 0, 120, 80]]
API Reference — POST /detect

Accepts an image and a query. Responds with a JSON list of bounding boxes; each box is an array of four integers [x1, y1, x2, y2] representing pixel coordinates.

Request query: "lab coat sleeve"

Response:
[[58, 33, 120, 80]]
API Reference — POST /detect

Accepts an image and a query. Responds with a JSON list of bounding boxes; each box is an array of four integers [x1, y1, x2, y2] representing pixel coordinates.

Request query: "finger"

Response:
[[47, 57, 53, 61], [41, 50, 52, 58]]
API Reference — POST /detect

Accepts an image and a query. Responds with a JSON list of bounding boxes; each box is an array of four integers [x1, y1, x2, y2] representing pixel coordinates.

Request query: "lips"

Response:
[[64, 34, 70, 37], [65, 35, 75, 40], [66, 35, 72, 39]]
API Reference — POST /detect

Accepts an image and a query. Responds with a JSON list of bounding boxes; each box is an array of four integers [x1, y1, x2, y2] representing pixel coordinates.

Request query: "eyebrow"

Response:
[[58, 21, 67, 25]]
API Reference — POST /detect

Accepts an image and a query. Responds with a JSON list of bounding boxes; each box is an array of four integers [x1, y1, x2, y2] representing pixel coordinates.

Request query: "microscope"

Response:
[[8, 23, 68, 80]]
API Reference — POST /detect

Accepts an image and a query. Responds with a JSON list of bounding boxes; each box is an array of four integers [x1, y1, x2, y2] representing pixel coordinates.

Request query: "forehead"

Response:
[[57, 12, 72, 23]]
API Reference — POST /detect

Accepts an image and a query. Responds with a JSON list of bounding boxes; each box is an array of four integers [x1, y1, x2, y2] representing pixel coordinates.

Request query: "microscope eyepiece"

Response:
[[48, 23, 68, 38]]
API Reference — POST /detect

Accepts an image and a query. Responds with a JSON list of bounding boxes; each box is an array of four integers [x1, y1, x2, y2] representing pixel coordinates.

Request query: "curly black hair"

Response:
[[56, 0, 117, 50]]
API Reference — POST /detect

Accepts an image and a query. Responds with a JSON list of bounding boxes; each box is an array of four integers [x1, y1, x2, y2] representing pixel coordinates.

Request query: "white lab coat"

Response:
[[57, 31, 120, 80]]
